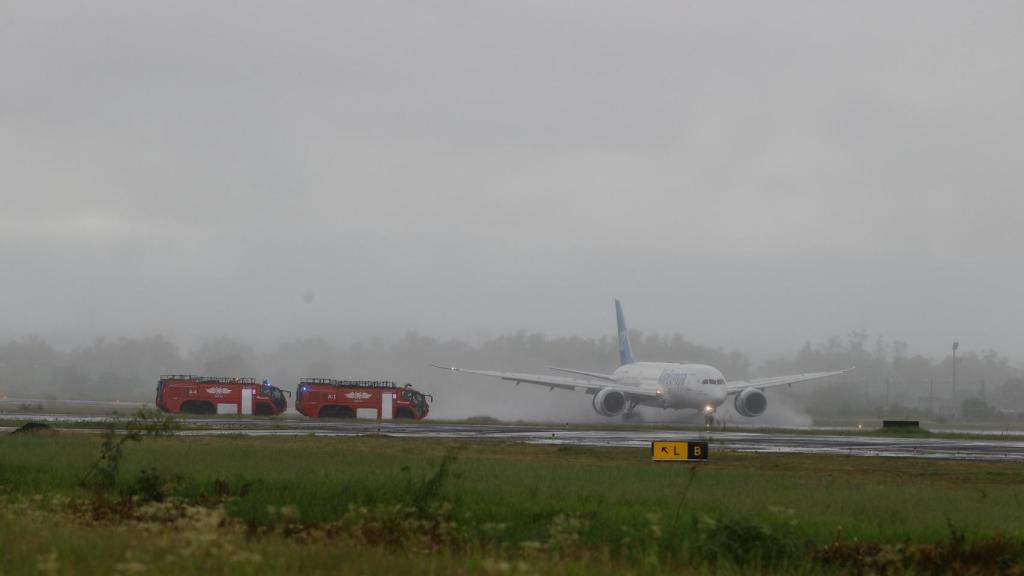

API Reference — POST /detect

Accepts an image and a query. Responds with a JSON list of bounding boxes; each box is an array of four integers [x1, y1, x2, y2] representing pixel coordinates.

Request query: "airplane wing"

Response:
[[431, 364, 662, 399], [726, 368, 853, 395], [544, 366, 616, 382]]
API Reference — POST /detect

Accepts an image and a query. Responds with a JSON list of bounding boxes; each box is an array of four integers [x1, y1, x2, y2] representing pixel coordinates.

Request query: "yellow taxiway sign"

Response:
[[651, 440, 709, 462]]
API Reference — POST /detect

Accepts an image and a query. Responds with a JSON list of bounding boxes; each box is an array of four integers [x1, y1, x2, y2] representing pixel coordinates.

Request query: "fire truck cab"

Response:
[[295, 379, 431, 419], [156, 375, 289, 416]]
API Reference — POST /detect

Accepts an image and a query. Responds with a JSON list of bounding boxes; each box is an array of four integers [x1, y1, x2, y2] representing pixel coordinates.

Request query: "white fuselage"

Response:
[[612, 362, 728, 411]]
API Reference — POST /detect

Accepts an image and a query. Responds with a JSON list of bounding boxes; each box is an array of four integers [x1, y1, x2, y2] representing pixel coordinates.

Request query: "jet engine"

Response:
[[734, 388, 767, 417], [592, 388, 627, 417]]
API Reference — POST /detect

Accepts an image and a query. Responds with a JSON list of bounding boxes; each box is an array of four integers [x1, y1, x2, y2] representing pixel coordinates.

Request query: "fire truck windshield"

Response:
[[271, 388, 285, 405], [412, 391, 429, 408], [401, 388, 426, 408]]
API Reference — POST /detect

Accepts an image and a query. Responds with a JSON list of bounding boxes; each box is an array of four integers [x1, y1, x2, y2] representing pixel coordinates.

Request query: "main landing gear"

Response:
[[622, 401, 641, 421]]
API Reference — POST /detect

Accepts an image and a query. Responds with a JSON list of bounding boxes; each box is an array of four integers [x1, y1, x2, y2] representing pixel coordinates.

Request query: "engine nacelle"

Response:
[[592, 388, 627, 417], [734, 388, 767, 417]]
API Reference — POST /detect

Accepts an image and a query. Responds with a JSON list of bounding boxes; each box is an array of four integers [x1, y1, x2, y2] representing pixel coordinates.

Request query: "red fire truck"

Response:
[[295, 379, 431, 419], [155, 375, 289, 416]]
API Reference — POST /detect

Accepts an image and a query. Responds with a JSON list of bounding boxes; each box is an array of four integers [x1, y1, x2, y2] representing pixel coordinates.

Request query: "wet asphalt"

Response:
[[4, 411, 1024, 462]]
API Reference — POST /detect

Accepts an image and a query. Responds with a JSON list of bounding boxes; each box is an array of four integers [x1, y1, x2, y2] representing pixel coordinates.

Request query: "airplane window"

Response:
[[701, 379, 708, 385], [718, 379, 726, 385]]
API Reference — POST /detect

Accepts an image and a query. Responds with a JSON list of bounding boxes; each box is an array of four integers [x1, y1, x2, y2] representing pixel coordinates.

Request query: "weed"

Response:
[[82, 428, 132, 493], [668, 464, 699, 533], [81, 409, 180, 494], [121, 407, 182, 437], [123, 467, 174, 503], [819, 521, 1024, 575], [405, 448, 459, 516], [692, 514, 802, 571], [210, 477, 253, 502]]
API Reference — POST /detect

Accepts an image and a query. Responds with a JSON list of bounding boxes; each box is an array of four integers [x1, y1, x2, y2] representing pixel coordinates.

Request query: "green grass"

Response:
[[2, 433, 1024, 574]]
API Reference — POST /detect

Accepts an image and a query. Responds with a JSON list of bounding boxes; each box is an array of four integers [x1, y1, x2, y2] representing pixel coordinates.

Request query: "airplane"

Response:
[[433, 300, 851, 425]]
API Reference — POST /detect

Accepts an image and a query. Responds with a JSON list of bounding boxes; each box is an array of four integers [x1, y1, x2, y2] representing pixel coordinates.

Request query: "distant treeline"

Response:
[[765, 331, 1024, 419], [1, 330, 1021, 420]]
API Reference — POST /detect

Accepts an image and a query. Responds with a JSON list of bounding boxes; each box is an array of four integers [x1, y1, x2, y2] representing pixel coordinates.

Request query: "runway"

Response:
[[4, 412, 1024, 462]]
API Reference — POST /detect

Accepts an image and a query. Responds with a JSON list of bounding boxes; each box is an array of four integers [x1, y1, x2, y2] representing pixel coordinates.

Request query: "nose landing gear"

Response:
[[703, 405, 716, 429]]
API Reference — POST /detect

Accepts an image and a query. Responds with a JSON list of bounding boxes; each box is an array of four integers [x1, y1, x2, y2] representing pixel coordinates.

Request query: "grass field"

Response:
[[2, 429, 1024, 574]]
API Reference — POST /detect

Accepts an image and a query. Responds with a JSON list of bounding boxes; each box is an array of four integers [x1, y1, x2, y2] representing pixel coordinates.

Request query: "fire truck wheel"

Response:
[[254, 403, 274, 416], [395, 408, 415, 419]]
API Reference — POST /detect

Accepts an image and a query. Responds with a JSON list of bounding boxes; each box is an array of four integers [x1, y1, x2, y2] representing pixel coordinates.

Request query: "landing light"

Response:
[[655, 389, 663, 396], [704, 405, 714, 414]]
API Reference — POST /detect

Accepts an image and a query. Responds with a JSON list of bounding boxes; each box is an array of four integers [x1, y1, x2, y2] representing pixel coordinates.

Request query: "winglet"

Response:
[[615, 299, 636, 366]]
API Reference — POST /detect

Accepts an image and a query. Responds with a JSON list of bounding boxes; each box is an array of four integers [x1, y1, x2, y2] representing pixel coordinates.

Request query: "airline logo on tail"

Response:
[[616, 299, 635, 366]]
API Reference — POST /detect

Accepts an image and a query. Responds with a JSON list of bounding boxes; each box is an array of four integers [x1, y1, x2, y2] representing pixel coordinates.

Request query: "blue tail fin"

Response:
[[615, 299, 636, 365]]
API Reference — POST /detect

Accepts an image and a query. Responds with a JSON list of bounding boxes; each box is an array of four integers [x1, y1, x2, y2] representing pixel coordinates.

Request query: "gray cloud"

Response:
[[2, 1, 1023, 359]]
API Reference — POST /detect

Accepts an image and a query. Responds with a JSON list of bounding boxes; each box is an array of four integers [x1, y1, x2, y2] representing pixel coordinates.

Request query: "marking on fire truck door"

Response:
[[356, 408, 378, 419], [216, 403, 237, 415], [380, 393, 394, 419], [240, 388, 253, 415]]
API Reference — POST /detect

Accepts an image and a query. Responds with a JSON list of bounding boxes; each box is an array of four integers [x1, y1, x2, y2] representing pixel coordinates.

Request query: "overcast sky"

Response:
[[2, 1, 1023, 359]]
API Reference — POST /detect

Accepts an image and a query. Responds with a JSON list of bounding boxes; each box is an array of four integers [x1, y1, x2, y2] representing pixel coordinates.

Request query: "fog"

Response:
[[3, 2, 1024, 415], [2, 330, 1022, 423]]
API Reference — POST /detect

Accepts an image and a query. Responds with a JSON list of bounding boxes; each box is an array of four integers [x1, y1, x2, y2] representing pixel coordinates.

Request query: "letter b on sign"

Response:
[[687, 442, 708, 460]]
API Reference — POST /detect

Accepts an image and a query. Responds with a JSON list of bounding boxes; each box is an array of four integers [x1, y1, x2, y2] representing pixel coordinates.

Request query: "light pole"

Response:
[[952, 341, 959, 416]]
